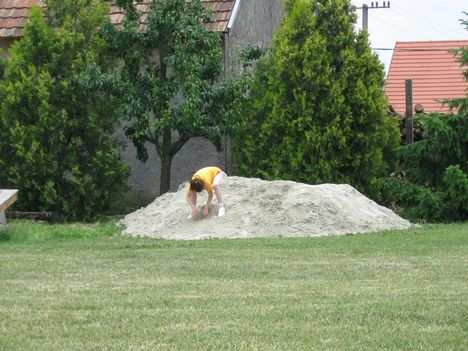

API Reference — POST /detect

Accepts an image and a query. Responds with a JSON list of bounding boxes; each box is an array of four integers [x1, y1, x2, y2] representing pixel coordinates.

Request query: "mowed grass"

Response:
[[0, 221, 466, 350]]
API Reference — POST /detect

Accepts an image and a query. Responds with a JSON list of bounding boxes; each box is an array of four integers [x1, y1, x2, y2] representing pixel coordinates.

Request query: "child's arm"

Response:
[[203, 191, 213, 215], [186, 191, 197, 213]]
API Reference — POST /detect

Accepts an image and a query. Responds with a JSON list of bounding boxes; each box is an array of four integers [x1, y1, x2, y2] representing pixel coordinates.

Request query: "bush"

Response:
[[396, 113, 467, 188], [442, 165, 468, 221], [375, 165, 467, 222], [375, 16, 468, 222], [0, 3, 129, 221]]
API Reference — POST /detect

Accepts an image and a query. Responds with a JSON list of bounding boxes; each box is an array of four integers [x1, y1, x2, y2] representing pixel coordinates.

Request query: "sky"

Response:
[[349, 0, 467, 74]]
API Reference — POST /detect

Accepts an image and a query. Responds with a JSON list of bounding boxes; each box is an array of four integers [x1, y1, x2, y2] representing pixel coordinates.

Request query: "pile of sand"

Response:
[[120, 176, 412, 240]]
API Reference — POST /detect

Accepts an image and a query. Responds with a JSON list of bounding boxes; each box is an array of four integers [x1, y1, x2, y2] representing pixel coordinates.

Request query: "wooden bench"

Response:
[[0, 189, 18, 230]]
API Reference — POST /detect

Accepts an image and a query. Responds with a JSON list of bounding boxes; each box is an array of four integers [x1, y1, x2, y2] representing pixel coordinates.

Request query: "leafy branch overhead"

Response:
[[103, 0, 247, 194]]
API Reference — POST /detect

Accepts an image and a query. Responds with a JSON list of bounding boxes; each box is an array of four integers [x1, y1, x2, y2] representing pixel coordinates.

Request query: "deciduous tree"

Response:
[[103, 0, 246, 194]]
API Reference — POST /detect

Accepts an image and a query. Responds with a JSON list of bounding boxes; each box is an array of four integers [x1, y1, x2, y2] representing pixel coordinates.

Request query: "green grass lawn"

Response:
[[0, 221, 467, 350]]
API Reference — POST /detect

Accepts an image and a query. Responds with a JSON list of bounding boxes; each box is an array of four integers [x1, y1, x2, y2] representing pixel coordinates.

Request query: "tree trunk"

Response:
[[159, 127, 173, 195]]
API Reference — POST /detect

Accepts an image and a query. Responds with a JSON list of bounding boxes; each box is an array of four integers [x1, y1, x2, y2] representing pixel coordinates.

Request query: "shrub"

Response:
[[0, 3, 129, 220], [376, 15, 468, 222], [396, 113, 467, 188], [442, 165, 468, 221], [374, 164, 467, 222]]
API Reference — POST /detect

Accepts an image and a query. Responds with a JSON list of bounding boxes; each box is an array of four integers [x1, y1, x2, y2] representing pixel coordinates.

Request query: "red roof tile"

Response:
[[0, 0, 45, 37], [0, 0, 234, 38], [109, 0, 234, 32], [385, 40, 468, 115]]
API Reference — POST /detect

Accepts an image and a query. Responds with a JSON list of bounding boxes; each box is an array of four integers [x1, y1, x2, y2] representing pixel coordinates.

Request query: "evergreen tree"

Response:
[[0, 1, 129, 220], [232, 0, 399, 193], [374, 13, 467, 222]]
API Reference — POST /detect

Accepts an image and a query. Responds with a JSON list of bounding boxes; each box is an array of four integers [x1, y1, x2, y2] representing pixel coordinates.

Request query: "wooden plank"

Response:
[[0, 189, 18, 212]]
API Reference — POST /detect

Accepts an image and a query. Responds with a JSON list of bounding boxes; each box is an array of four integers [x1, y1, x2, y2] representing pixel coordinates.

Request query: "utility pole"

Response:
[[405, 79, 414, 144], [356, 2, 391, 30]]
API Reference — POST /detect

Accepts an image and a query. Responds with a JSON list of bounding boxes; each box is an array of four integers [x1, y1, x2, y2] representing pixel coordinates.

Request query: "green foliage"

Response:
[[103, 0, 247, 194], [442, 165, 468, 220], [396, 113, 467, 187], [0, 2, 129, 220], [374, 165, 467, 222], [374, 16, 468, 222], [374, 177, 438, 221], [375, 112, 467, 222], [232, 0, 399, 193]]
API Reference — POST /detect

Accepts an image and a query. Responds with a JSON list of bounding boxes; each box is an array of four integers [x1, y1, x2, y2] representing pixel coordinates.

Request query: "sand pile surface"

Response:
[[120, 176, 411, 240]]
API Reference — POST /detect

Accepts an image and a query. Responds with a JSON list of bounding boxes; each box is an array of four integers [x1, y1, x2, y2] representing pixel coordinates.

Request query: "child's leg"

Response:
[[212, 172, 226, 216], [213, 185, 223, 205], [212, 172, 225, 205]]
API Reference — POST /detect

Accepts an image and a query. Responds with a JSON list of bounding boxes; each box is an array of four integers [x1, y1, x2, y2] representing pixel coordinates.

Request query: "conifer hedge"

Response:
[[232, 0, 400, 194]]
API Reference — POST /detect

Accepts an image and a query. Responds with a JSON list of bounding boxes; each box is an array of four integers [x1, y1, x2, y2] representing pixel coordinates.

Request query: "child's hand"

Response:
[[202, 205, 209, 217]]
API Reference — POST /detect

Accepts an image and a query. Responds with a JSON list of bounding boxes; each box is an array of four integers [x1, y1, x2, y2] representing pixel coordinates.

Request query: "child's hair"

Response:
[[190, 179, 204, 192]]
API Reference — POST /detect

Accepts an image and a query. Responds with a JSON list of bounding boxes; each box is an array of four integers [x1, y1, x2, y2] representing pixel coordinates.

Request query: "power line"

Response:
[[391, 7, 461, 39], [392, 3, 466, 38], [366, 13, 428, 40]]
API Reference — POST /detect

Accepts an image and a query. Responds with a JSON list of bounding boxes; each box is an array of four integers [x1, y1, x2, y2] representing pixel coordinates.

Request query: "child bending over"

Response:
[[186, 166, 226, 219]]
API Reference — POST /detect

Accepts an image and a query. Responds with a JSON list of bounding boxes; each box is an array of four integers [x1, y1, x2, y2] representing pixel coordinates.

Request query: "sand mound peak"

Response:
[[120, 176, 411, 240]]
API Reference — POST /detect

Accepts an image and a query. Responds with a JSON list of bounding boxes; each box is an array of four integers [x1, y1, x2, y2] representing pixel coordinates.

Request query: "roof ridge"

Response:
[[1, 0, 235, 37], [395, 40, 468, 45]]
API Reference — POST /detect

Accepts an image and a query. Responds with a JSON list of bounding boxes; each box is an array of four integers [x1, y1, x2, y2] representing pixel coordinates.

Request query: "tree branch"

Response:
[[154, 139, 163, 158], [170, 134, 190, 157]]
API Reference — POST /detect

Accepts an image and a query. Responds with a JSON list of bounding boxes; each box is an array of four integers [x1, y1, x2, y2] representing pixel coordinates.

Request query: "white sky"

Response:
[[349, 0, 467, 74]]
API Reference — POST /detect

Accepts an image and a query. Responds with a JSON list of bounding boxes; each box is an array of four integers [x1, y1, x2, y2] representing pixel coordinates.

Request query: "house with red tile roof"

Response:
[[385, 40, 468, 116], [0, 0, 284, 204]]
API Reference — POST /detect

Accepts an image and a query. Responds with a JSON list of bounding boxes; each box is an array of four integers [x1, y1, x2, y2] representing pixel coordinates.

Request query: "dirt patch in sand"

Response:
[[120, 176, 412, 240]]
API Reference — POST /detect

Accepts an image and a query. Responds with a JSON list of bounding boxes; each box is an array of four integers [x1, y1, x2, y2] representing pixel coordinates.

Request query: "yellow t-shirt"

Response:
[[191, 167, 221, 193]]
